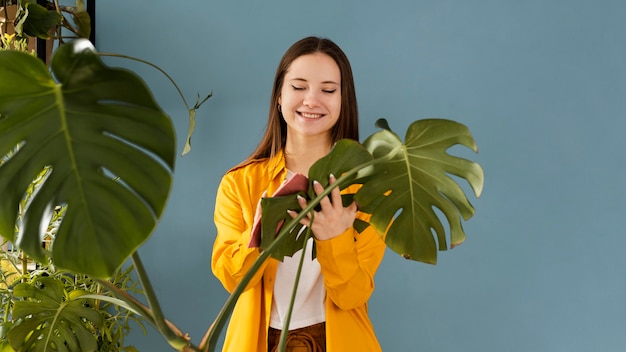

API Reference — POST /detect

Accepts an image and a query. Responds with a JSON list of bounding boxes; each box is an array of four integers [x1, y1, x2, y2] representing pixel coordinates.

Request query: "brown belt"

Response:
[[268, 322, 326, 352]]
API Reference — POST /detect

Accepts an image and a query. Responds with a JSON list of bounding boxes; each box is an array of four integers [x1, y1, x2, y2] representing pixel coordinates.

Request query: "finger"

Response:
[[328, 174, 342, 207], [297, 194, 308, 209], [312, 180, 332, 208], [295, 195, 312, 221], [312, 179, 325, 195]]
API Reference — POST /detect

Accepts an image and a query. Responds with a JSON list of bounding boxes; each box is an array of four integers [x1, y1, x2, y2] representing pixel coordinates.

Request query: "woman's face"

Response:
[[278, 52, 342, 142]]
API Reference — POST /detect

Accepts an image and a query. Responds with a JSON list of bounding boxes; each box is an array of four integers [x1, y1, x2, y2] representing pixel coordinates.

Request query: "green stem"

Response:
[[95, 279, 156, 327], [20, 251, 27, 277], [97, 52, 192, 110], [277, 227, 313, 352], [131, 252, 191, 351], [78, 293, 144, 316]]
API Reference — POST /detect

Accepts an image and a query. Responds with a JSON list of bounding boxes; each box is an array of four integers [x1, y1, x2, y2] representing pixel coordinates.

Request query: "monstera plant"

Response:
[[0, 6, 484, 351]]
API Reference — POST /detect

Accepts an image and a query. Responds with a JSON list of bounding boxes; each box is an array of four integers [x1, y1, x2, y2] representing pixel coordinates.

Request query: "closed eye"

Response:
[[323, 89, 337, 94], [291, 85, 305, 91]]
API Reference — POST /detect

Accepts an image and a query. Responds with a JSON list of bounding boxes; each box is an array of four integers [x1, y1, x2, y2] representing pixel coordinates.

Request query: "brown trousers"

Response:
[[268, 322, 326, 352]]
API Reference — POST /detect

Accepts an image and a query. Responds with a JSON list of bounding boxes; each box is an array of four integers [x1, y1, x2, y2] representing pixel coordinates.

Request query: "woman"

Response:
[[212, 36, 386, 352]]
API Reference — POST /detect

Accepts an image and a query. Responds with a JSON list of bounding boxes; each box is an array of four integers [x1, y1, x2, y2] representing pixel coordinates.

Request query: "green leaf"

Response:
[[8, 276, 103, 352], [259, 193, 307, 261], [357, 118, 484, 263], [0, 40, 176, 278], [72, 11, 92, 39], [16, 0, 62, 39], [307, 139, 374, 193]]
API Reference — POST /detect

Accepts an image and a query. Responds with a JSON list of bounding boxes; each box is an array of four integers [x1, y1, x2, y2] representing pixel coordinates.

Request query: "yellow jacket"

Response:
[[212, 151, 386, 351]]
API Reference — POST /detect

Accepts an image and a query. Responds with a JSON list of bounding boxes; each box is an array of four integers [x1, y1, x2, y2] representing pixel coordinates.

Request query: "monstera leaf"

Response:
[[357, 118, 484, 263], [0, 40, 175, 278], [8, 276, 104, 352], [257, 119, 483, 264]]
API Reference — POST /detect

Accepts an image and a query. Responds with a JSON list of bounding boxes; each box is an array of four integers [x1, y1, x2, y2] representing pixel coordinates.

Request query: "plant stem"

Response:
[[95, 279, 156, 326], [277, 227, 313, 352], [20, 251, 26, 277], [97, 52, 193, 110], [131, 252, 191, 351]]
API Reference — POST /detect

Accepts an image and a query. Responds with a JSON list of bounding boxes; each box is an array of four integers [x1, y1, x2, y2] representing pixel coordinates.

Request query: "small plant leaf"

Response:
[[73, 11, 92, 39], [16, 0, 62, 39], [8, 276, 103, 352]]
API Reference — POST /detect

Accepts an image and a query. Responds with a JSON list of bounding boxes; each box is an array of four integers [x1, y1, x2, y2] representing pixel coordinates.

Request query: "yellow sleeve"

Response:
[[211, 171, 266, 293], [314, 213, 386, 310]]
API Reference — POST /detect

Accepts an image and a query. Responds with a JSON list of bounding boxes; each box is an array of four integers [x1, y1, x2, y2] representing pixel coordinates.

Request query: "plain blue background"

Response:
[[94, 0, 626, 351]]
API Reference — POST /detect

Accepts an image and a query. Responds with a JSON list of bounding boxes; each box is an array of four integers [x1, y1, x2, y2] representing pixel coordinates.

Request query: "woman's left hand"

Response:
[[288, 174, 357, 240]]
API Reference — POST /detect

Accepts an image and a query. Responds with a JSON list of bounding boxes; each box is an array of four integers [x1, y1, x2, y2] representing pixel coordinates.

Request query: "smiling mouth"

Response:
[[299, 112, 324, 119]]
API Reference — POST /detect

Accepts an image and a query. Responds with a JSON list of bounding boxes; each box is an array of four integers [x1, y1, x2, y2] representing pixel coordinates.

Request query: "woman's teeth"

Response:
[[300, 112, 323, 119]]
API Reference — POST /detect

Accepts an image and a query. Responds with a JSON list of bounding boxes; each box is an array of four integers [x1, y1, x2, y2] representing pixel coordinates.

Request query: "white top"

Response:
[[269, 172, 326, 330]]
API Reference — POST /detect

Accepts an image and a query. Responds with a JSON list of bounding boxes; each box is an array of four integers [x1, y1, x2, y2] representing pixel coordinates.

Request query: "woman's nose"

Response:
[[302, 90, 320, 107]]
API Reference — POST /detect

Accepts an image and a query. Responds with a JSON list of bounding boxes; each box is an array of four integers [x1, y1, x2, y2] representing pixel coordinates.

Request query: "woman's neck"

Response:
[[284, 135, 332, 175]]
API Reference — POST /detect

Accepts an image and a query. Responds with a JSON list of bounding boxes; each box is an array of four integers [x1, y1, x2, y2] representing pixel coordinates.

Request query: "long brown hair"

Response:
[[242, 36, 359, 164]]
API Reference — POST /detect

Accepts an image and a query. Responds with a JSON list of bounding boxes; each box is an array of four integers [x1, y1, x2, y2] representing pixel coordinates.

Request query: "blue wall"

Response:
[[96, 1, 626, 351]]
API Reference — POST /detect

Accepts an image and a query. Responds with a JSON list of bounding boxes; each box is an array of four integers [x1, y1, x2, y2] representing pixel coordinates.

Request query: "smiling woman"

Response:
[[211, 36, 386, 352]]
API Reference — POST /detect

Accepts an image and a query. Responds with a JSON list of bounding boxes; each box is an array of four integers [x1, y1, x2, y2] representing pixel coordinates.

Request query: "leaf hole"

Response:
[[45, 204, 67, 252], [0, 141, 25, 168], [430, 206, 451, 250], [445, 172, 477, 200], [14, 166, 66, 260]]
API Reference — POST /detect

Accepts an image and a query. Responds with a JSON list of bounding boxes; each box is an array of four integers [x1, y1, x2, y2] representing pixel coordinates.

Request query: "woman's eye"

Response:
[[291, 85, 304, 91], [323, 89, 337, 94]]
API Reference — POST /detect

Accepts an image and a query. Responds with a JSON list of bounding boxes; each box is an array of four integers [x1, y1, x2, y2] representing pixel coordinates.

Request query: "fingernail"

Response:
[[329, 173, 336, 180], [313, 180, 321, 186], [297, 195, 305, 201]]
